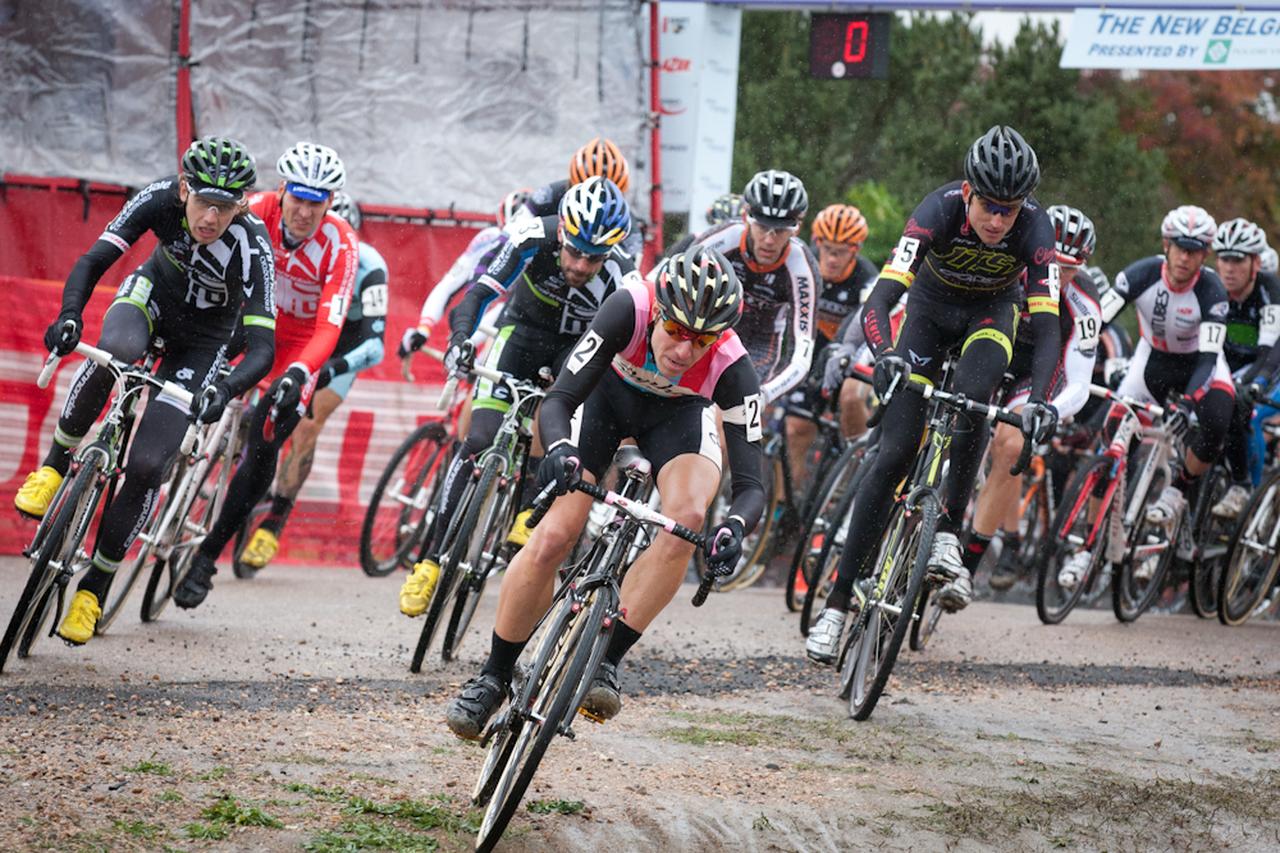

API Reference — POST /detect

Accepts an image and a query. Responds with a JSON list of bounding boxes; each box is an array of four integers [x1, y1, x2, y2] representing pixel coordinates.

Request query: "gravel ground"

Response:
[[1, 556, 1278, 852]]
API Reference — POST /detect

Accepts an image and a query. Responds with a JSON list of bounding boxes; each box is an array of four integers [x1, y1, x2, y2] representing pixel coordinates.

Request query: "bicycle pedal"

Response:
[[577, 706, 606, 725]]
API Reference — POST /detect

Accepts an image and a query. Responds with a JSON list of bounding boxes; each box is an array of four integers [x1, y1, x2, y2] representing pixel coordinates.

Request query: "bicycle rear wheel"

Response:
[[1113, 464, 1177, 623], [1035, 457, 1111, 625], [1218, 470, 1280, 626], [908, 583, 945, 652], [442, 464, 515, 662], [799, 481, 858, 637], [98, 457, 183, 633], [1187, 466, 1230, 619], [786, 442, 863, 612], [360, 422, 450, 577], [848, 494, 936, 721], [475, 590, 608, 853]]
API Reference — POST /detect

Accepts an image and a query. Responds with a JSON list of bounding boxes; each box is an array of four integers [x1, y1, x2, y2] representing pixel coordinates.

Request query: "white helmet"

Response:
[[277, 141, 346, 193], [328, 191, 361, 230], [1160, 205, 1216, 251], [1213, 217, 1268, 259], [1262, 246, 1279, 275]]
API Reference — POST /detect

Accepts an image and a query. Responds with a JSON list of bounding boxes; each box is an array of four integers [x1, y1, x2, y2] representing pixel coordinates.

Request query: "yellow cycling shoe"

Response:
[[14, 466, 63, 519], [506, 509, 534, 547], [399, 559, 441, 617], [57, 590, 101, 646], [240, 528, 280, 569]]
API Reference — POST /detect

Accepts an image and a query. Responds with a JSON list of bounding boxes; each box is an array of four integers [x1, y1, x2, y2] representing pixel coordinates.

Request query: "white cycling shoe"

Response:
[[1057, 551, 1092, 591], [1145, 485, 1186, 526], [806, 608, 847, 665], [1211, 484, 1250, 520]]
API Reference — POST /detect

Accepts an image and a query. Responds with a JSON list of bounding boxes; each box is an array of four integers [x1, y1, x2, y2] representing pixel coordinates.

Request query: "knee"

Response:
[[124, 446, 174, 489], [991, 423, 1022, 467], [524, 517, 579, 566]]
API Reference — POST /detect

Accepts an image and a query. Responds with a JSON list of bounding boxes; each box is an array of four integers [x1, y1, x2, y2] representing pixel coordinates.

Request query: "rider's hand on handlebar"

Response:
[[192, 381, 232, 425], [821, 343, 858, 396], [1020, 399, 1059, 444], [397, 325, 431, 360], [704, 518, 745, 577], [444, 336, 475, 378], [44, 309, 83, 357], [1164, 394, 1194, 437], [270, 365, 308, 414], [872, 352, 910, 400], [537, 441, 582, 496]]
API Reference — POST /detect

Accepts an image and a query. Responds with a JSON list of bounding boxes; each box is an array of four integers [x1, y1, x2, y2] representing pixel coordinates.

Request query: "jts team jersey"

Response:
[[540, 280, 767, 531], [64, 176, 276, 340], [248, 192, 358, 384], [331, 241, 389, 376], [449, 215, 640, 342], [693, 221, 820, 403]]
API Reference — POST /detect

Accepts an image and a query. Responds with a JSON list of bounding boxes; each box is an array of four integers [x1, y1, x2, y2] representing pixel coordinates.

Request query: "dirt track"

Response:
[[1, 556, 1278, 852]]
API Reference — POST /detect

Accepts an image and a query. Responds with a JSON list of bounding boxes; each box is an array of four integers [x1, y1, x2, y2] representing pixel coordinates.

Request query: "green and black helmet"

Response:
[[181, 136, 257, 202]]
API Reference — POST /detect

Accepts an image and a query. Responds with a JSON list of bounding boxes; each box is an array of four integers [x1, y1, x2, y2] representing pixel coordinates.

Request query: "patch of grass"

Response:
[[286, 781, 351, 803], [125, 759, 174, 776], [752, 814, 773, 831], [194, 765, 229, 781], [183, 821, 229, 841], [275, 751, 331, 766], [349, 772, 397, 786], [305, 819, 438, 852], [1237, 729, 1280, 753], [201, 794, 284, 829], [112, 819, 165, 841], [526, 798, 585, 816], [660, 709, 920, 762], [344, 794, 479, 834], [975, 731, 1038, 743], [158, 790, 183, 803]]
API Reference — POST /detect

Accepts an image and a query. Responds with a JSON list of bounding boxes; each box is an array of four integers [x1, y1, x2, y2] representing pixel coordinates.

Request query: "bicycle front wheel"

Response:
[[442, 465, 515, 662], [1035, 456, 1111, 625], [1113, 466, 1178, 623], [1187, 466, 1230, 619], [848, 494, 936, 721], [786, 441, 864, 612], [360, 422, 450, 577], [1218, 471, 1280, 626], [475, 589, 609, 853]]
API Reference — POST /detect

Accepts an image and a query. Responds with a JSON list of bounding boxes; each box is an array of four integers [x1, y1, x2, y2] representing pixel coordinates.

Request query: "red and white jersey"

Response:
[[248, 192, 358, 383]]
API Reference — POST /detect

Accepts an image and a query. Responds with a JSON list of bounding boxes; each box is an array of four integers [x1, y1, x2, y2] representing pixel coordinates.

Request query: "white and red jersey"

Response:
[[248, 191, 358, 388]]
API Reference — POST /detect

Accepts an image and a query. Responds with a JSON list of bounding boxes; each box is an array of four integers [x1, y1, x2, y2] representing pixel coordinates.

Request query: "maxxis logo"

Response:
[[1204, 39, 1231, 64]]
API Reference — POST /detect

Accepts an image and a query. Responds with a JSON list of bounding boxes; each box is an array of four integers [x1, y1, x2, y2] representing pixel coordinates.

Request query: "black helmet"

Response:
[[963, 125, 1040, 201], [706, 193, 746, 226], [742, 169, 808, 227], [656, 246, 743, 334], [181, 136, 257, 202]]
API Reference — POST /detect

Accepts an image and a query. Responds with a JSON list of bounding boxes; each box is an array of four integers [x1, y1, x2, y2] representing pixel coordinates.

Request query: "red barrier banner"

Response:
[[1, 184, 482, 566]]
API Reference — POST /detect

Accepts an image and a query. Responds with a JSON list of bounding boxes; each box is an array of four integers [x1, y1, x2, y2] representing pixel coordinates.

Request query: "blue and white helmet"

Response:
[[277, 141, 346, 197], [558, 176, 630, 255]]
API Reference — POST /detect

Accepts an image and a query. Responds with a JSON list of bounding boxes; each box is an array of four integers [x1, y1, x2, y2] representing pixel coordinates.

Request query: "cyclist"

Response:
[[1209, 217, 1280, 519], [1094, 205, 1233, 538], [967, 205, 1102, 595], [174, 142, 358, 608], [807, 125, 1061, 662], [243, 192, 389, 565], [523, 137, 643, 257], [11, 137, 277, 644], [786, 204, 878, 482], [397, 177, 638, 617], [443, 246, 765, 738], [692, 169, 819, 405], [664, 192, 747, 258], [397, 189, 529, 361]]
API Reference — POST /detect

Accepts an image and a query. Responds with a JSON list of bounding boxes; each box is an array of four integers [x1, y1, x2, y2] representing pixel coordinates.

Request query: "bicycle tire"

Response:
[[1035, 456, 1112, 625], [848, 494, 936, 721], [476, 590, 607, 853], [712, 456, 779, 593], [1, 459, 100, 672], [409, 455, 499, 673], [1188, 466, 1230, 619], [140, 447, 228, 623], [786, 442, 863, 613], [1218, 470, 1280, 626], [360, 422, 449, 577], [909, 583, 945, 652], [1112, 461, 1177, 623], [799, 467, 863, 636], [440, 458, 509, 655]]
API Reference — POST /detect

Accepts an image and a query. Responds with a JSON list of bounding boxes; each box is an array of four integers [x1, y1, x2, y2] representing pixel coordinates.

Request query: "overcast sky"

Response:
[[971, 10, 1074, 45]]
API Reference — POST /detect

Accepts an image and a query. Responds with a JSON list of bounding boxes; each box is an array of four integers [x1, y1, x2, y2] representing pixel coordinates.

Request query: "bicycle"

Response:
[[1, 340, 198, 672], [469, 452, 712, 853], [1218, 453, 1280, 625], [832, 370, 1031, 720], [707, 394, 846, 594], [407, 350, 549, 671], [1035, 385, 1183, 625]]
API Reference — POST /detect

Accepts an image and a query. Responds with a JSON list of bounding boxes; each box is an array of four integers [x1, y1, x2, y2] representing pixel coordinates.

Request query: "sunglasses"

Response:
[[563, 242, 608, 262], [975, 195, 1023, 217], [660, 315, 720, 348], [747, 215, 799, 236]]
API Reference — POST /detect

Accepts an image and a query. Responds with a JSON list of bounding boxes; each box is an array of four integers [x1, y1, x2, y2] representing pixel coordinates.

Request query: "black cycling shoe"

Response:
[[174, 552, 217, 610], [988, 543, 1023, 592], [446, 672, 509, 740], [580, 661, 622, 722]]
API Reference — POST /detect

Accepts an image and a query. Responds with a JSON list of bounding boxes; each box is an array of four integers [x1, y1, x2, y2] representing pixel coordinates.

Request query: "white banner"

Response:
[[1062, 8, 1280, 69], [657, 2, 741, 225]]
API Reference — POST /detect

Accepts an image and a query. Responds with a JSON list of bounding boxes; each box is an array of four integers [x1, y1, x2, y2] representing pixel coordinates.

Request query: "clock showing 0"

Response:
[[809, 13, 892, 80]]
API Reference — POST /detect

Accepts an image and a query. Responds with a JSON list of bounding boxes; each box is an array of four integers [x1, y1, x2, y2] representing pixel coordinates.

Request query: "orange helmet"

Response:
[[812, 204, 868, 247], [569, 137, 630, 193]]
